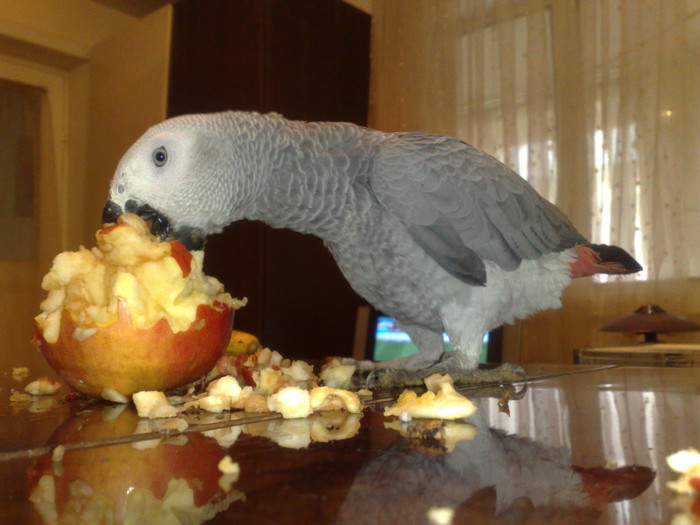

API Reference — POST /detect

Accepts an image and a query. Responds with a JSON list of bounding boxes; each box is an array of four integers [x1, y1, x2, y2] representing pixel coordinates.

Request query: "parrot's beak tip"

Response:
[[101, 198, 206, 251], [102, 199, 122, 225]]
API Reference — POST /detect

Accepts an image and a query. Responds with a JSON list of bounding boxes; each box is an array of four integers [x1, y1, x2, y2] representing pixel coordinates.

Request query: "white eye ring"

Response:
[[152, 146, 168, 167]]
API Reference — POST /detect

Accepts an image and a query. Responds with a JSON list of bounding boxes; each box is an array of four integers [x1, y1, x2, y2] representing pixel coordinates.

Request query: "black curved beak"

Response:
[[101, 199, 205, 251], [102, 199, 122, 224]]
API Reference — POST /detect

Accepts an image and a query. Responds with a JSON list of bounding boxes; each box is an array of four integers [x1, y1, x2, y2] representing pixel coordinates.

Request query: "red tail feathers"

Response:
[[570, 243, 642, 278]]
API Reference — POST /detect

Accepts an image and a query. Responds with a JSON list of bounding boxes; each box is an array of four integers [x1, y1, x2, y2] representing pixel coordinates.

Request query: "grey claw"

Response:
[[365, 368, 388, 389]]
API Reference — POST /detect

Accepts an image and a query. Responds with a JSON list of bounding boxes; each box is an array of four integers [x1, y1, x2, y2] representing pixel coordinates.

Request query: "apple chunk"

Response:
[[33, 213, 245, 398]]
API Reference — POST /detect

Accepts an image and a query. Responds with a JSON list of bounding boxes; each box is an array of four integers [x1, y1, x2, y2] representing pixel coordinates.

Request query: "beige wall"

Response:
[[516, 278, 700, 365], [0, 1, 171, 378], [83, 6, 172, 242]]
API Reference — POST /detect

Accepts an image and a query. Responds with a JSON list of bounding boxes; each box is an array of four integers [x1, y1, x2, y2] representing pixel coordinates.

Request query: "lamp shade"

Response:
[[600, 304, 700, 343]]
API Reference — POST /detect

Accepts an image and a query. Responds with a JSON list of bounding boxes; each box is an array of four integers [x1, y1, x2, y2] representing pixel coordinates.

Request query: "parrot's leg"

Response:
[[353, 324, 445, 374], [392, 323, 447, 368], [437, 318, 527, 386], [349, 324, 446, 387], [363, 314, 526, 389], [363, 331, 484, 389], [364, 345, 526, 389]]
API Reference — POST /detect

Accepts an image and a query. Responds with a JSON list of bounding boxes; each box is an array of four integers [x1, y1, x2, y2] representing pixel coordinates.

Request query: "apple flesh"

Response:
[[33, 214, 241, 398], [33, 298, 234, 397]]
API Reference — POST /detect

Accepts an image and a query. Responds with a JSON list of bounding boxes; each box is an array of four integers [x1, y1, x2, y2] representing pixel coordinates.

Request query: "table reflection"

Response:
[[1, 365, 697, 524]]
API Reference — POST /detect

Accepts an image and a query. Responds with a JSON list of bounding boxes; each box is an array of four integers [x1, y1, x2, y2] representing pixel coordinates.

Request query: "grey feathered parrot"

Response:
[[103, 111, 641, 385]]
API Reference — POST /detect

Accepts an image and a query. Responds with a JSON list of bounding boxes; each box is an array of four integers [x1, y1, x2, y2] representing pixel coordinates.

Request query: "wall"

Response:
[[83, 6, 172, 242], [0, 0, 133, 55], [518, 278, 700, 365], [0, 1, 171, 379]]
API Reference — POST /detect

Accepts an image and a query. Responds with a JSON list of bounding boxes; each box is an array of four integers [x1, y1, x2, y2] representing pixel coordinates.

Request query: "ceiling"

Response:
[[90, 0, 176, 18], [90, 0, 372, 18]]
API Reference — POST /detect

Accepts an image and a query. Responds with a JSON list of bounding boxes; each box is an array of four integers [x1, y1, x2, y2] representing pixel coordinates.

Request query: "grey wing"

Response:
[[368, 132, 586, 285]]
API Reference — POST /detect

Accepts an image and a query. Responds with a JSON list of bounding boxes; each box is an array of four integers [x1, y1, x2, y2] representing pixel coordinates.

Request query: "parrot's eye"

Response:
[[152, 146, 168, 167]]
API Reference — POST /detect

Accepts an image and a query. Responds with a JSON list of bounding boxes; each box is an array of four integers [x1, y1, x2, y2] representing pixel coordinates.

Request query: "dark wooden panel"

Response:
[[261, 228, 363, 360], [167, 0, 371, 359], [202, 221, 267, 340], [168, 0, 268, 115], [265, 0, 371, 123]]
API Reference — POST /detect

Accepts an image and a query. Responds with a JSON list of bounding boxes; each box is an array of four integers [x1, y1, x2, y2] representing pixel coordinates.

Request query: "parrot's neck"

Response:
[[246, 120, 379, 243]]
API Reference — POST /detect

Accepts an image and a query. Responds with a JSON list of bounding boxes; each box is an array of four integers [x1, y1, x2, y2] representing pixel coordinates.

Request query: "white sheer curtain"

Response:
[[581, 0, 700, 282], [369, 0, 700, 361]]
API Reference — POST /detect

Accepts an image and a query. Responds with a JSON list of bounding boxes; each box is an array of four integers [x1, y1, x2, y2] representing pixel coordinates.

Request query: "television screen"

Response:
[[373, 315, 491, 363]]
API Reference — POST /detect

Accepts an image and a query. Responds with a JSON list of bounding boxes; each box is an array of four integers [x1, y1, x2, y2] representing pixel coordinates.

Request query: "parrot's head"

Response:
[[103, 112, 270, 250]]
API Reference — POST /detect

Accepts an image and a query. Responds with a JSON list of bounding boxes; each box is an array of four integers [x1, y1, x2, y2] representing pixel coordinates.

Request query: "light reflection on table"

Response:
[[1, 363, 697, 524]]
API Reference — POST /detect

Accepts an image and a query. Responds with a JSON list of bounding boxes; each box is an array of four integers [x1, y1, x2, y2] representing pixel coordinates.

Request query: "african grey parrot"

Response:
[[103, 111, 641, 384]]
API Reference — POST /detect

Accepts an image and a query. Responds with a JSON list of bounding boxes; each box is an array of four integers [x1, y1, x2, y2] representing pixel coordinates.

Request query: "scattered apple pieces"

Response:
[[25, 377, 61, 396], [12, 367, 29, 382], [133, 391, 179, 419], [384, 375, 477, 421], [203, 375, 243, 407], [231, 387, 269, 413], [267, 386, 313, 419], [667, 448, 700, 495], [264, 385, 363, 419], [282, 360, 316, 385], [101, 388, 129, 404], [255, 367, 287, 395], [309, 386, 361, 413], [217, 455, 240, 475], [423, 373, 452, 393], [51, 445, 65, 463], [319, 359, 356, 389]]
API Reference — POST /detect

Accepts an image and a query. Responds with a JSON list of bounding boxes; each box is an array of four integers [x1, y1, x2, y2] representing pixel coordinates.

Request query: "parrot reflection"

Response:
[[335, 411, 655, 525]]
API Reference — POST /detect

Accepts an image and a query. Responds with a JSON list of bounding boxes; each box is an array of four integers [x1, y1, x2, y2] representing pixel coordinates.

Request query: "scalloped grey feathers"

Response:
[[106, 111, 640, 371], [368, 132, 586, 285]]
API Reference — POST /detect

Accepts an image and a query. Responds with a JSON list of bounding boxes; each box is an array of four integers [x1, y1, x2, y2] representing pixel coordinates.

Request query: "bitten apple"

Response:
[[32, 213, 246, 398]]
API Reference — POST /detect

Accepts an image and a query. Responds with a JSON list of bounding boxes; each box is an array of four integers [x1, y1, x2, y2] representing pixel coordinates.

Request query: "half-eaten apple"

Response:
[[32, 213, 246, 398]]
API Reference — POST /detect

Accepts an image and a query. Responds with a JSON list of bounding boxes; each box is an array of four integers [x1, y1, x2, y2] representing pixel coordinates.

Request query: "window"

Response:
[[456, 6, 558, 203]]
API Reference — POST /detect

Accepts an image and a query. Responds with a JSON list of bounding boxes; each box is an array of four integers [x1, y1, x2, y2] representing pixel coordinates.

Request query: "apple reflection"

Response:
[[27, 405, 243, 525]]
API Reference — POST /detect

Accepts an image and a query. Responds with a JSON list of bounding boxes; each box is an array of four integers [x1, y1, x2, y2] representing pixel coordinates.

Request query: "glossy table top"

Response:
[[1, 363, 698, 524]]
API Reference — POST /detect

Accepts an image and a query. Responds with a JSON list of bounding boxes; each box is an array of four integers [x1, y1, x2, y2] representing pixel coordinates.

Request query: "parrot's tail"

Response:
[[570, 243, 643, 278]]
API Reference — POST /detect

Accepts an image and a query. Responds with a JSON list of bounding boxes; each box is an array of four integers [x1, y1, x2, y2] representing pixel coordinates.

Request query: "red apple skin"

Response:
[[169, 240, 193, 277], [33, 297, 234, 397]]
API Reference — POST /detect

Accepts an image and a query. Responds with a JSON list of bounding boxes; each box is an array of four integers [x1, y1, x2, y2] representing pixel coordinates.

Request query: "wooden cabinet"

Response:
[[167, 0, 371, 359]]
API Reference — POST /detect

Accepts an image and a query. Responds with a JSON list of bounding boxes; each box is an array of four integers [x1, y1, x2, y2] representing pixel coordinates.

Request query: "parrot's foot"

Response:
[[365, 360, 527, 390]]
